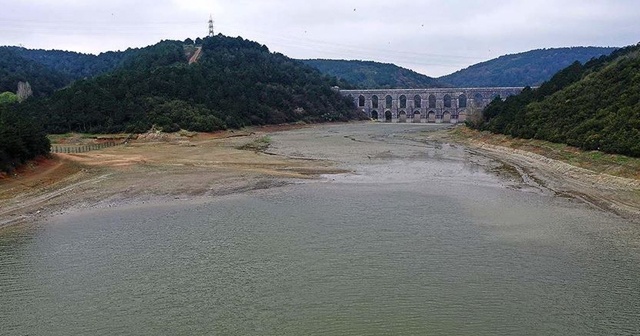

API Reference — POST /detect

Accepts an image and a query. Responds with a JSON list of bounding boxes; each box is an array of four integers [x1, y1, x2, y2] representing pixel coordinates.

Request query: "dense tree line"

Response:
[[17, 35, 362, 134], [440, 47, 617, 87], [471, 44, 640, 157], [5, 46, 130, 79], [0, 48, 72, 97], [0, 43, 177, 98], [0, 102, 50, 174], [302, 59, 443, 89]]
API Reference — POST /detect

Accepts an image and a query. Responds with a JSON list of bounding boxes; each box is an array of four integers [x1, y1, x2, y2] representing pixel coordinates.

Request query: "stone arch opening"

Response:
[[458, 111, 467, 122], [358, 95, 365, 107], [474, 93, 484, 107], [491, 93, 501, 101], [398, 110, 407, 123], [385, 110, 392, 122], [414, 95, 422, 108], [459, 94, 467, 108], [443, 111, 451, 123], [372, 95, 379, 109], [444, 94, 452, 108], [428, 111, 436, 123], [399, 95, 407, 109], [413, 110, 421, 123], [371, 110, 378, 120], [428, 94, 436, 108], [385, 95, 393, 109]]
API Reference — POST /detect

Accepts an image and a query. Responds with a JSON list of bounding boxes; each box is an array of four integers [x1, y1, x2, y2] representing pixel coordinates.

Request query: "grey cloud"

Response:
[[1, 0, 639, 76]]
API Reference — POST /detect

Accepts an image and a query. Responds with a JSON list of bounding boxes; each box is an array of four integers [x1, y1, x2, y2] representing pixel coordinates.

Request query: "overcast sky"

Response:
[[3, 0, 639, 76]]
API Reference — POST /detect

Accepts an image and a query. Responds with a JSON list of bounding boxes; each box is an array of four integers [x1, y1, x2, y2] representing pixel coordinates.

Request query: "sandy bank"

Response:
[[445, 130, 640, 222], [2, 123, 639, 229], [0, 125, 345, 229]]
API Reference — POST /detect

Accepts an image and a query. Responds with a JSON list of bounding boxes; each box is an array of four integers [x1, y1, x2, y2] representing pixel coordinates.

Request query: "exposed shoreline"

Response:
[[2, 123, 639, 230], [445, 129, 640, 222]]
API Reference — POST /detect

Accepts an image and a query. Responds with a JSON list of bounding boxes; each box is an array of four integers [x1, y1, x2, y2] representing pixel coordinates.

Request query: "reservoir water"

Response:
[[1, 124, 639, 335]]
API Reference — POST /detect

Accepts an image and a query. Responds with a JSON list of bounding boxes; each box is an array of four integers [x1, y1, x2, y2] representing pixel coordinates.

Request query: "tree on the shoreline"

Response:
[[0, 103, 50, 174]]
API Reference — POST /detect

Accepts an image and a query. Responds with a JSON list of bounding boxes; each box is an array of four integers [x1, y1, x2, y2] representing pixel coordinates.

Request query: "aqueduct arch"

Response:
[[342, 87, 524, 124]]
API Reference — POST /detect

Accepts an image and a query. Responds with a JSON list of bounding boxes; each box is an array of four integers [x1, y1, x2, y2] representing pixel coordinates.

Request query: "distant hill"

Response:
[[301, 59, 444, 89], [0, 44, 177, 97], [0, 48, 72, 97], [5, 46, 130, 79], [439, 47, 617, 87], [473, 44, 640, 157], [17, 35, 360, 134]]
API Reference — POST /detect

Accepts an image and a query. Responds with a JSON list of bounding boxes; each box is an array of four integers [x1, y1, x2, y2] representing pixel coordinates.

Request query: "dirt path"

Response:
[[188, 46, 202, 64]]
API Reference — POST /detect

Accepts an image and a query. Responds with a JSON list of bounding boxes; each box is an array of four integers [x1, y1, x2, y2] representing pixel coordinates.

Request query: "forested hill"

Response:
[[0, 44, 173, 97], [473, 43, 640, 157], [301, 59, 444, 89], [0, 48, 72, 97], [17, 35, 361, 134], [5, 46, 130, 79], [439, 47, 617, 87]]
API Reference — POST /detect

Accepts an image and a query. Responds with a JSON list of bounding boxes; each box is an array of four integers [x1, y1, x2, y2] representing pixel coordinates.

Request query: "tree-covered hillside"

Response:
[[0, 48, 72, 97], [18, 35, 361, 134], [5, 46, 130, 79], [301, 59, 444, 89], [0, 43, 178, 97], [439, 47, 617, 87], [472, 44, 640, 157]]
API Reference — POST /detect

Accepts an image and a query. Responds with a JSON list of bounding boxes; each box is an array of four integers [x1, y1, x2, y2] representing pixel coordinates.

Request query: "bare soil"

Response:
[[2, 123, 639, 229], [446, 127, 640, 222], [0, 124, 344, 228]]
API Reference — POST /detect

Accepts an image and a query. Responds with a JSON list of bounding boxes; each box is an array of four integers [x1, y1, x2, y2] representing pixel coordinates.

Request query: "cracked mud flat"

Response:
[[1, 122, 639, 229]]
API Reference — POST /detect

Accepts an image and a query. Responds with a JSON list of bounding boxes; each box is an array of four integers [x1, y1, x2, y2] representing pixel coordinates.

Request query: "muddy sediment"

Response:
[[2, 122, 639, 229], [465, 142, 640, 222]]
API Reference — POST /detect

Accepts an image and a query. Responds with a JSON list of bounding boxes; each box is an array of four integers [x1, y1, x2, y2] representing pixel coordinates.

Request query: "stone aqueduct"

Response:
[[341, 87, 524, 123]]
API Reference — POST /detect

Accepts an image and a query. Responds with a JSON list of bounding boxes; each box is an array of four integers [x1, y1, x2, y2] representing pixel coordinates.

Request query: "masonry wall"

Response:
[[341, 87, 524, 123]]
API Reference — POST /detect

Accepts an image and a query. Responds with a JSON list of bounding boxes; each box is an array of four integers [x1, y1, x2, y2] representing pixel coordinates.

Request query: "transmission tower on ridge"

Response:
[[208, 15, 215, 37]]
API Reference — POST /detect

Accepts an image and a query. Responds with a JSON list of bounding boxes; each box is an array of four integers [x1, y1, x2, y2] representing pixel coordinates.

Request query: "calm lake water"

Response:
[[1, 124, 639, 335]]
